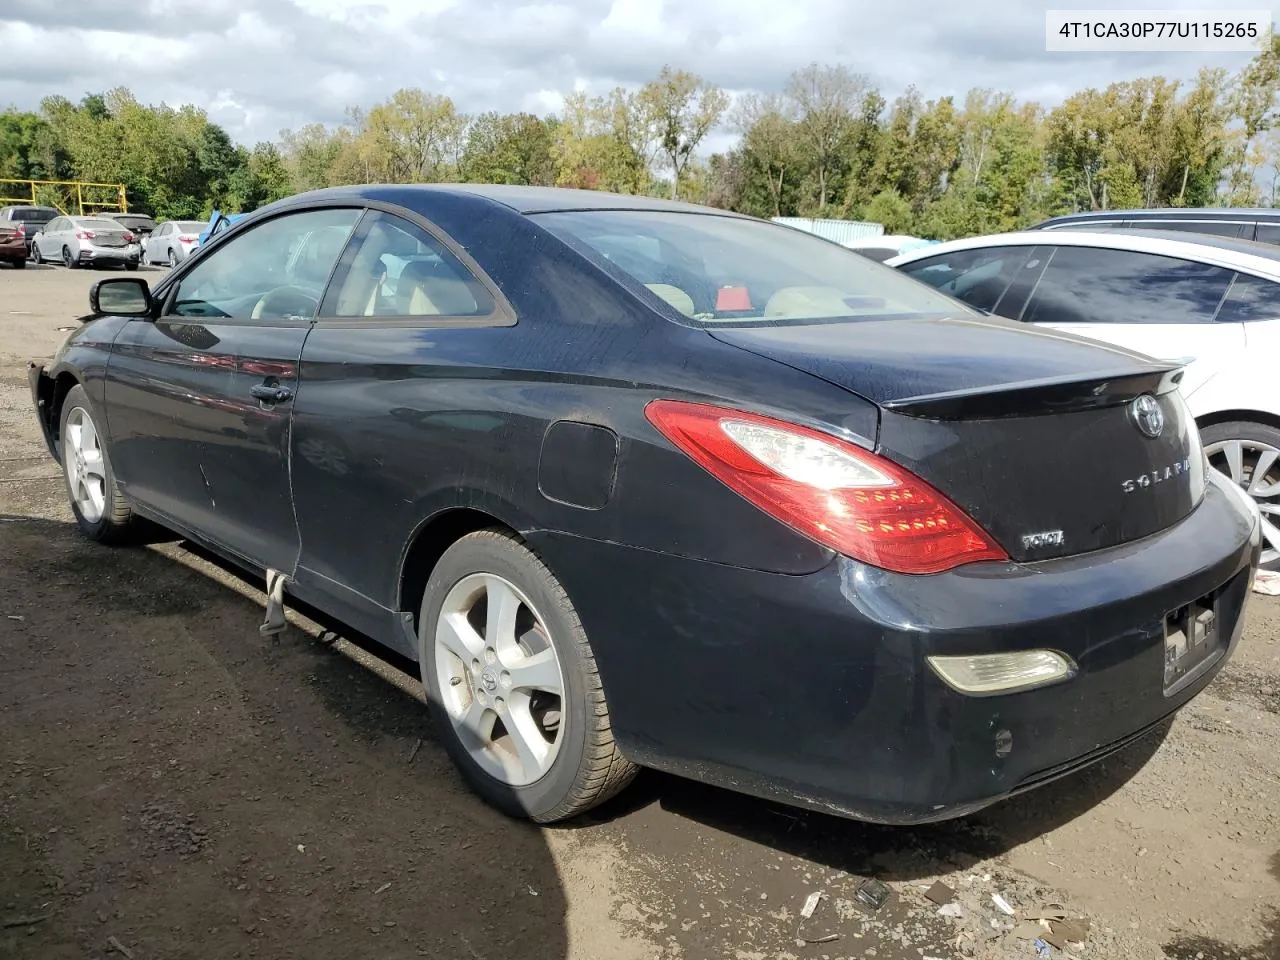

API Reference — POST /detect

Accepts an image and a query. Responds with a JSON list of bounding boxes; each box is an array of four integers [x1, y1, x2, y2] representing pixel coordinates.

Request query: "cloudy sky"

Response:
[[0, 0, 1263, 149]]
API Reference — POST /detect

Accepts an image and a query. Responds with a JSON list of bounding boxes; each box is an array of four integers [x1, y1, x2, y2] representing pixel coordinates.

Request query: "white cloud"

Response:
[[0, 0, 1262, 146]]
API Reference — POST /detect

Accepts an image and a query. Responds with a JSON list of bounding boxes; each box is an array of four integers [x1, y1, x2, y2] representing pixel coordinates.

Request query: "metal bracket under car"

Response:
[[260, 568, 289, 637]]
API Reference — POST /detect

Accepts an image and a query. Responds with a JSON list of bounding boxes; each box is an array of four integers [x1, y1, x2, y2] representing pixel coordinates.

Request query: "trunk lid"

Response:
[[709, 316, 1206, 563]]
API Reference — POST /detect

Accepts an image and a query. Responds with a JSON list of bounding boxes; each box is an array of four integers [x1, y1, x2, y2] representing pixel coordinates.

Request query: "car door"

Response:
[[146, 222, 167, 262], [1008, 245, 1243, 399], [105, 205, 363, 573], [1196, 271, 1280, 417], [38, 217, 62, 259], [285, 208, 509, 649]]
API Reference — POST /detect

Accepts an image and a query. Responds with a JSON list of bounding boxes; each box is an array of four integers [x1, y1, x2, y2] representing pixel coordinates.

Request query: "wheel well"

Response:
[[397, 508, 517, 624], [47, 373, 81, 446], [1196, 409, 1280, 434]]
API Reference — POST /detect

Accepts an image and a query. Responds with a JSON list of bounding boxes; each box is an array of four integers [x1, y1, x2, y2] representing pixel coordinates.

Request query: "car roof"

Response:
[[885, 229, 1280, 281], [277, 183, 751, 217], [1036, 208, 1280, 224]]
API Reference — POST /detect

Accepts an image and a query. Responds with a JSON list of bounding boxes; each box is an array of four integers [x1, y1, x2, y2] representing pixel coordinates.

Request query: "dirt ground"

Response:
[[2, 262, 1279, 960]]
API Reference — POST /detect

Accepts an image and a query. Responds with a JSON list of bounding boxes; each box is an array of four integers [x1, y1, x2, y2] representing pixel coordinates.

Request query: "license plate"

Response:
[[1163, 595, 1222, 694]]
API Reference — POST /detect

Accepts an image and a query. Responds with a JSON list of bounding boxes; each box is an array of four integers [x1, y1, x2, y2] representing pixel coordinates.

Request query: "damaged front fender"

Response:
[[28, 361, 60, 462]]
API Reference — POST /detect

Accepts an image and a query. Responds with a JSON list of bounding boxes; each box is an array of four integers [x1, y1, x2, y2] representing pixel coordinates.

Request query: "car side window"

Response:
[[329, 211, 495, 318], [1139, 220, 1248, 239], [1254, 224, 1280, 245], [898, 246, 1031, 315], [167, 208, 361, 321], [1022, 247, 1234, 325], [1216, 273, 1280, 322]]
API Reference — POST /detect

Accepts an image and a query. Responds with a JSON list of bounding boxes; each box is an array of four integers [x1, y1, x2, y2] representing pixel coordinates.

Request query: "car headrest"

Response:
[[645, 283, 695, 317]]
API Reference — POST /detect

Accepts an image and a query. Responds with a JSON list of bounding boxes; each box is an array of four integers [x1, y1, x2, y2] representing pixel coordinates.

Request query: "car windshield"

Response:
[[533, 210, 973, 327]]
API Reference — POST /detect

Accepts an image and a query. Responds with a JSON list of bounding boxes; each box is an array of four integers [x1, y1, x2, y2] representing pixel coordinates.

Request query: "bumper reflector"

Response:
[[927, 650, 1076, 695]]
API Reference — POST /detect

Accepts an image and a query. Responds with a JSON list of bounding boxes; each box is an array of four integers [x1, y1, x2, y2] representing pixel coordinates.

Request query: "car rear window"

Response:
[[11, 208, 55, 223], [79, 219, 121, 229], [115, 217, 157, 231], [177, 221, 207, 232], [533, 210, 973, 327]]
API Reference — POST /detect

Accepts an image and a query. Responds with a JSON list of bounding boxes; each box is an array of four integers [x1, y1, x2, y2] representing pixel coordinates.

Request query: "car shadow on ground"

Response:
[[0, 515, 570, 960], [572, 717, 1170, 883]]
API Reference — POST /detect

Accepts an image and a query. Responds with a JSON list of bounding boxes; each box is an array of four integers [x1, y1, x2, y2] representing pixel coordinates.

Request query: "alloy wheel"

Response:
[[64, 406, 108, 523], [1205, 437, 1280, 566], [434, 573, 565, 787]]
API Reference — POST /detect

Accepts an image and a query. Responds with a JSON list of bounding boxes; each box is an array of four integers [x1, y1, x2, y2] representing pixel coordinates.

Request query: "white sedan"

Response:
[[889, 228, 1280, 566]]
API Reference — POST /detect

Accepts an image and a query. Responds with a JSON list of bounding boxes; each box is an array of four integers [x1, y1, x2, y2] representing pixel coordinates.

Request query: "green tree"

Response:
[[640, 66, 729, 200]]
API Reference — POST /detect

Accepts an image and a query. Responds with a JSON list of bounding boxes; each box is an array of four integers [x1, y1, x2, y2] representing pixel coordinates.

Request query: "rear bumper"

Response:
[[0, 237, 26, 261], [529, 474, 1261, 824], [79, 243, 140, 264]]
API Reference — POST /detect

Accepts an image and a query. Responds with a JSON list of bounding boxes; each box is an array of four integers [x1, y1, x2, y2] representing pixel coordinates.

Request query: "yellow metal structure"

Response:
[[0, 179, 128, 215]]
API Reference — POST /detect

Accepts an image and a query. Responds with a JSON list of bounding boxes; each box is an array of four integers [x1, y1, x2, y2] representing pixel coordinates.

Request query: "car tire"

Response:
[[62, 246, 77, 269], [418, 529, 637, 823], [12, 256, 25, 269], [125, 261, 138, 271], [1200, 420, 1280, 569], [167, 249, 177, 268], [58, 385, 139, 545]]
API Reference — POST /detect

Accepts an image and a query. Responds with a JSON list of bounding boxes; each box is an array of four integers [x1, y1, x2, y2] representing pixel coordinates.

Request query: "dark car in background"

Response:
[[28, 185, 1262, 826], [0, 204, 59, 262], [1032, 207, 1280, 244]]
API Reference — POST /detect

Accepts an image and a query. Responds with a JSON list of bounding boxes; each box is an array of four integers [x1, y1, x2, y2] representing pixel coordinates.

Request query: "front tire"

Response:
[[1201, 420, 1280, 569], [419, 529, 637, 822], [59, 385, 139, 544]]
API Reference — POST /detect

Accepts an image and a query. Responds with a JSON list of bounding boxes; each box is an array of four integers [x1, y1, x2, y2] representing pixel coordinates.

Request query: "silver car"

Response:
[[143, 220, 207, 267], [32, 215, 141, 269]]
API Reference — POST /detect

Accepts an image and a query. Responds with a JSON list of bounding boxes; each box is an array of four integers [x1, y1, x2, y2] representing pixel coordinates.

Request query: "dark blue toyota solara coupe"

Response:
[[29, 185, 1262, 824]]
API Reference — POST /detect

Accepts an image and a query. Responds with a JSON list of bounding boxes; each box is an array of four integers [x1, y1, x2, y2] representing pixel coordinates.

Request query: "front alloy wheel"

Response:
[[1202, 421, 1280, 568], [59, 385, 139, 543]]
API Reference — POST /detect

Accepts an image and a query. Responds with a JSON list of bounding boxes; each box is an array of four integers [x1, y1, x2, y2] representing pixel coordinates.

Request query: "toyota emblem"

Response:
[[1130, 394, 1165, 439]]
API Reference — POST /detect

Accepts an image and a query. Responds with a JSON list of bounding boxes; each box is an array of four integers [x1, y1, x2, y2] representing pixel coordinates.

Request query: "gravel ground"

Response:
[[2, 262, 1278, 960]]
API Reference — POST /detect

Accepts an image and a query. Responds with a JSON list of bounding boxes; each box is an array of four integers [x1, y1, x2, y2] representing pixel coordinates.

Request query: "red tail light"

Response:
[[644, 399, 1008, 575], [15, 223, 25, 238], [75, 230, 95, 240], [122, 231, 135, 242], [179, 234, 196, 242]]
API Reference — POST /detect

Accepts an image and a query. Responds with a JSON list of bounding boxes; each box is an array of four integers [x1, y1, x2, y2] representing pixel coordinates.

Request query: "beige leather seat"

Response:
[[763, 286, 854, 319], [645, 283, 695, 317], [393, 260, 480, 316]]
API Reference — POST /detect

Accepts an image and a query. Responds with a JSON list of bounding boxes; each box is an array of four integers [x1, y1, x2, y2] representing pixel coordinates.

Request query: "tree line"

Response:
[[3, 39, 1280, 239]]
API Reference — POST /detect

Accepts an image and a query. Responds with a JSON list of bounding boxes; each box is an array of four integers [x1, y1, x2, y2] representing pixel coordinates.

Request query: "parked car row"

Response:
[[28, 184, 1263, 829], [0, 203, 233, 270]]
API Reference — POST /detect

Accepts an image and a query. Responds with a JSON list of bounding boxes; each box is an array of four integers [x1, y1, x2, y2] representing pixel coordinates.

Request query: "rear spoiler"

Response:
[[880, 364, 1185, 420]]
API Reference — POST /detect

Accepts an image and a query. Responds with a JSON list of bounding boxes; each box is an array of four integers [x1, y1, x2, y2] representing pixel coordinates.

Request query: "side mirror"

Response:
[[90, 277, 152, 317]]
